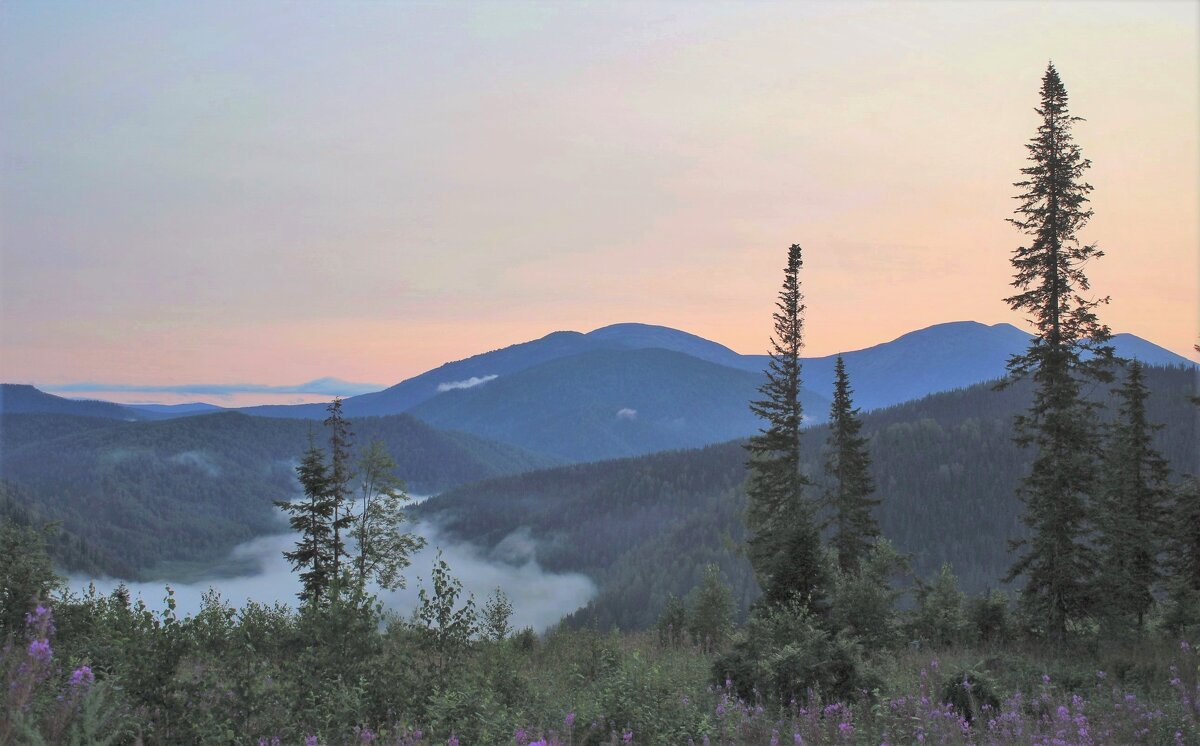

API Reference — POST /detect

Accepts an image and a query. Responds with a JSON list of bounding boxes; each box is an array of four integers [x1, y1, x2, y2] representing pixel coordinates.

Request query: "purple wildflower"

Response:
[[27, 638, 51, 663], [623, 730, 633, 744], [565, 711, 575, 728], [447, 736, 459, 746], [69, 665, 94, 688], [305, 738, 318, 746]]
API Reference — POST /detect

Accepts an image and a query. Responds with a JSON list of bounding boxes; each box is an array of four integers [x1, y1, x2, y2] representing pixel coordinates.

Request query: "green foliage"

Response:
[[744, 243, 828, 612], [276, 435, 337, 604], [1096, 360, 1172, 632], [686, 564, 734, 652], [415, 554, 479, 687], [939, 665, 1001, 722], [656, 594, 687, 649], [830, 539, 907, 650], [1002, 62, 1115, 640], [351, 439, 425, 592], [714, 597, 868, 705], [823, 356, 881, 573], [967, 589, 1014, 645], [1164, 476, 1200, 634], [480, 587, 514, 642], [911, 564, 970, 648], [0, 519, 62, 636]]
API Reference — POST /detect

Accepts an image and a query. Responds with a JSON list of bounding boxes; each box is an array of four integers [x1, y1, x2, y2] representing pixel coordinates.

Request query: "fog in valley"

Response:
[[70, 513, 596, 633]]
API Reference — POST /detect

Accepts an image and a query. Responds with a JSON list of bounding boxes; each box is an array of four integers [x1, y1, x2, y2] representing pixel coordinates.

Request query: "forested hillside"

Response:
[[0, 411, 560, 577], [409, 347, 828, 461], [420, 364, 1196, 629]]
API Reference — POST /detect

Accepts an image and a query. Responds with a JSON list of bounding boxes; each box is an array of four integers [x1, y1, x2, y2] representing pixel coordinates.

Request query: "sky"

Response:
[[1, 1, 1196, 406]]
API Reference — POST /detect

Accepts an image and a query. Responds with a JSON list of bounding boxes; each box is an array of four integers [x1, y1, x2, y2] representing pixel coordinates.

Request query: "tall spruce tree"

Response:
[[323, 397, 356, 588], [1096, 361, 1170, 631], [1001, 63, 1113, 639], [276, 434, 336, 604], [823, 356, 880, 573], [744, 243, 827, 611]]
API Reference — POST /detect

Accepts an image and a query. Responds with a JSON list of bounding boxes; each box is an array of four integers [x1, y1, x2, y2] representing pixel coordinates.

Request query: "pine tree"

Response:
[[276, 435, 336, 604], [323, 397, 356, 588], [1001, 63, 1114, 639], [744, 243, 827, 611], [1096, 360, 1170, 631], [823, 356, 880, 573], [351, 439, 426, 592]]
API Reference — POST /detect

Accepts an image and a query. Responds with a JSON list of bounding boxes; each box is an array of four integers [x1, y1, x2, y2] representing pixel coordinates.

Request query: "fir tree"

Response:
[[1096, 360, 1170, 631], [823, 356, 880, 573], [1001, 63, 1114, 639], [744, 243, 827, 611], [323, 397, 356, 588], [1164, 476, 1200, 633], [276, 435, 336, 604]]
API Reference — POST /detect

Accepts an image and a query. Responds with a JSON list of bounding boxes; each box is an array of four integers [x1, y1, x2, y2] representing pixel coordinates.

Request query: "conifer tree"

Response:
[[1096, 360, 1170, 631], [276, 435, 336, 604], [323, 397, 356, 587], [823, 356, 880, 573], [1164, 476, 1200, 633], [1001, 63, 1114, 639], [745, 243, 827, 611]]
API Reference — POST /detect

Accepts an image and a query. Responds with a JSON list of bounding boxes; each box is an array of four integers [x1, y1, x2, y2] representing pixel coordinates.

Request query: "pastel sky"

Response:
[[1, 1, 1196, 405]]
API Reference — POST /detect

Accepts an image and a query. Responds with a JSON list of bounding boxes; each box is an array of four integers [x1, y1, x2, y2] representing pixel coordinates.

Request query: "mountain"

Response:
[[418, 363, 1197, 630], [0, 411, 560, 577], [126, 402, 226, 417], [407, 347, 829, 462], [0, 384, 161, 421]]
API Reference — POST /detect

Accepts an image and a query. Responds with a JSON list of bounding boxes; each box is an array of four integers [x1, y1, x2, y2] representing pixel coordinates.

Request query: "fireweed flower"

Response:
[[447, 736, 459, 746], [69, 666, 94, 688], [564, 711, 575, 728], [623, 730, 633, 744], [305, 738, 318, 746], [27, 637, 52, 663]]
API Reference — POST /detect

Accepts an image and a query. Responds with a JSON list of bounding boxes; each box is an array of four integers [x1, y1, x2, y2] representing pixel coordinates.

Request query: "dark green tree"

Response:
[[1164, 476, 1200, 633], [1096, 360, 1171, 631], [323, 398, 356, 586], [1001, 63, 1113, 639], [823, 356, 880, 573], [744, 243, 827, 611], [0, 520, 61, 635], [276, 435, 336, 604]]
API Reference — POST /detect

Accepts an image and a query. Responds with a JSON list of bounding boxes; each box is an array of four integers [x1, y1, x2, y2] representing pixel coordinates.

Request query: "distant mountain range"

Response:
[[5, 321, 1193, 463]]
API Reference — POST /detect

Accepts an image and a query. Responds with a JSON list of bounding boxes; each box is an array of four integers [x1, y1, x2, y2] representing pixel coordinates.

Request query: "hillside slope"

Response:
[[419, 364, 1197, 629], [0, 411, 560, 577]]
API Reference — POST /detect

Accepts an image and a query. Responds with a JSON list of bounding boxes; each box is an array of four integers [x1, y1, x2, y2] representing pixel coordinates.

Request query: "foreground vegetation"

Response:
[[2, 566, 1198, 745]]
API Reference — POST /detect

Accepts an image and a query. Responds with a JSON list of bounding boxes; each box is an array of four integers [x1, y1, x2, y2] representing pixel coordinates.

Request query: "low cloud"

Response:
[[69, 518, 594, 633], [44, 377, 383, 400], [436, 375, 498, 393], [169, 450, 221, 478], [616, 408, 637, 420]]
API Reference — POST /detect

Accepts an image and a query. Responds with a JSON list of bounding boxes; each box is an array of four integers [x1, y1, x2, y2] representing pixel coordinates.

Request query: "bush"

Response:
[[939, 665, 1001, 722], [713, 597, 868, 705]]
